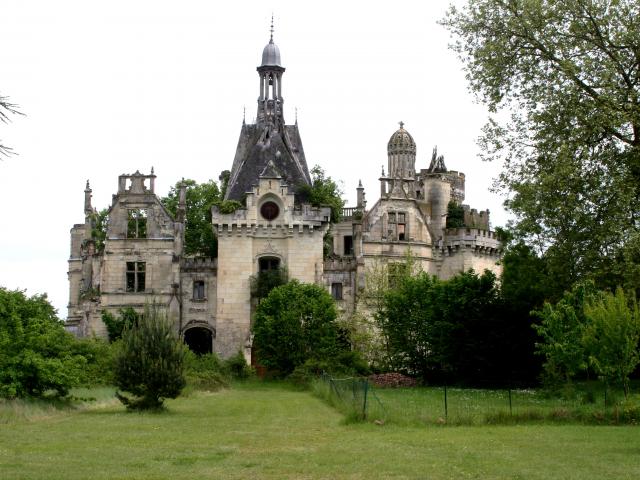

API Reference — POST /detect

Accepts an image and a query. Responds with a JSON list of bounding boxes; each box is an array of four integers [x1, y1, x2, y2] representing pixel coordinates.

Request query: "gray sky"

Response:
[[0, 0, 508, 317]]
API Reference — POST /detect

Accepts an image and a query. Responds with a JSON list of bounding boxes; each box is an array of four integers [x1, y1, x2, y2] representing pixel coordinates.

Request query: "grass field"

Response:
[[1, 381, 640, 479]]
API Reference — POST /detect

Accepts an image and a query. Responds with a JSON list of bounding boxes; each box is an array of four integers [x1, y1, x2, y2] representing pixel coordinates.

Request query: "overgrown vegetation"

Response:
[[297, 165, 345, 224], [100, 307, 140, 342], [249, 267, 288, 299], [445, 201, 465, 228]]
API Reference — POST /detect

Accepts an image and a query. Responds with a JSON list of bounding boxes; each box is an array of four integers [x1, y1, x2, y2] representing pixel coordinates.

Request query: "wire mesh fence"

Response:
[[315, 373, 640, 425]]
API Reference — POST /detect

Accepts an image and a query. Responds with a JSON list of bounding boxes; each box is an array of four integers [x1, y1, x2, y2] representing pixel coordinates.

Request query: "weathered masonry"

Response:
[[66, 26, 501, 361]]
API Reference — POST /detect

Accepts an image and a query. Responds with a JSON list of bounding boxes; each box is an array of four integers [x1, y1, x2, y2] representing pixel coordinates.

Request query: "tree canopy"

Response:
[[252, 281, 350, 376], [161, 179, 241, 257], [298, 165, 345, 224], [0, 288, 86, 398], [442, 0, 640, 291]]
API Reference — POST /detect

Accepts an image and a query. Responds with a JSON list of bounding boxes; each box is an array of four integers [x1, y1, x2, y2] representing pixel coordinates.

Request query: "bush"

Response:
[[252, 281, 349, 377], [115, 303, 186, 410], [184, 351, 228, 391], [223, 351, 253, 380], [0, 288, 87, 398], [72, 338, 117, 386]]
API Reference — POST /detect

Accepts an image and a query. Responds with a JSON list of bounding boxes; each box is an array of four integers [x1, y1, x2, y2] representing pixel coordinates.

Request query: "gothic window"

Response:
[[344, 236, 353, 256], [193, 280, 205, 300], [127, 209, 147, 238], [331, 282, 343, 301], [126, 262, 146, 292]]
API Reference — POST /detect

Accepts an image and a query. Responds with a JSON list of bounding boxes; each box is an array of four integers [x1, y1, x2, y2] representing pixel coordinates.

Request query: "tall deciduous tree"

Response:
[[442, 0, 640, 289]]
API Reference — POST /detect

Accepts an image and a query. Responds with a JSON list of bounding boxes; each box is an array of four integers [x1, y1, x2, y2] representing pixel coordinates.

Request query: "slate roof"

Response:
[[224, 122, 312, 201]]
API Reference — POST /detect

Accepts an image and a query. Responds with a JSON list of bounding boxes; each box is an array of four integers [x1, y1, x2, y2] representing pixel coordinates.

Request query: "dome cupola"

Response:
[[386, 121, 417, 182], [261, 38, 282, 67], [387, 121, 416, 155]]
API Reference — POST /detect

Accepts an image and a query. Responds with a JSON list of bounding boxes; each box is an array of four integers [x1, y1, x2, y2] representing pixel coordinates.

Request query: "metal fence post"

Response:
[[362, 379, 369, 420], [444, 384, 448, 420]]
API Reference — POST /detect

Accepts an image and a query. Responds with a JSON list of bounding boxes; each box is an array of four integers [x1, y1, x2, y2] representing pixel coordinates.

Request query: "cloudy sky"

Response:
[[0, 0, 508, 317]]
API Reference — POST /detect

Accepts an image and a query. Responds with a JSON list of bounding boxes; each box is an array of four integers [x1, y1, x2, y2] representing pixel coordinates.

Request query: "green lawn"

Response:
[[1, 382, 639, 479]]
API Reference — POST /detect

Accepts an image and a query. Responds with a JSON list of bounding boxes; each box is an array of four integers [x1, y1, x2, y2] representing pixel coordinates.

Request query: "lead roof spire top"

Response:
[[270, 13, 274, 43]]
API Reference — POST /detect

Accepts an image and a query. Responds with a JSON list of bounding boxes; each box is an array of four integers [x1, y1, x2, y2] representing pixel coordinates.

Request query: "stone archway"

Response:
[[183, 326, 213, 355]]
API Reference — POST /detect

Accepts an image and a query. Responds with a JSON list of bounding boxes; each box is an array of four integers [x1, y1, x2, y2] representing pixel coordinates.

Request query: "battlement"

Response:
[[441, 228, 502, 255]]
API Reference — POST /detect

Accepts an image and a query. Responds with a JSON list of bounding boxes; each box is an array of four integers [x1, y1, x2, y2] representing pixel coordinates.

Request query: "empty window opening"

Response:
[[193, 280, 205, 300], [331, 282, 343, 300], [184, 327, 213, 355], [388, 212, 406, 241], [344, 236, 354, 255], [259, 256, 280, 272], [126, 262, 146, 292], [127, 209, 147, 238]]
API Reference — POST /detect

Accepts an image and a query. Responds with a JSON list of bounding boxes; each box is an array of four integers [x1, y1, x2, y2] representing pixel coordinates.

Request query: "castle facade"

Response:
[[66, 32, 502, 360]]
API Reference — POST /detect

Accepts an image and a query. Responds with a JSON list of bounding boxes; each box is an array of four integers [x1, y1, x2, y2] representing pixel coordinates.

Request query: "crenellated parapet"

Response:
[[439, 227, 502, 256]]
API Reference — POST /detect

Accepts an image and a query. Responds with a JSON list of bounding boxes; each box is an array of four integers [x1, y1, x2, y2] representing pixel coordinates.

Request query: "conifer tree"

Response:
[[115, 303, 186, 410]]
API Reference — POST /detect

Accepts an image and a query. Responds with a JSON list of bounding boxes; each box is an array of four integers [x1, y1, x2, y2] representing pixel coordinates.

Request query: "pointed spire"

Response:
[[269, 13, 274, 43], [295, 107, 298, 124], [243, 105, 246, 124]]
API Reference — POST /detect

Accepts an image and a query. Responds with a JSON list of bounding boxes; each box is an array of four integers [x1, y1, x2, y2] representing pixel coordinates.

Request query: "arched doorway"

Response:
[[183, 326, 213, 355]]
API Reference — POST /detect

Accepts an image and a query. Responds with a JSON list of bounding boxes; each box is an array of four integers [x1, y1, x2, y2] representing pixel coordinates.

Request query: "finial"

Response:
[[270, 13, 274, 43], [381, 165, 386, 176], [85, 179, 90, 190], [358, 179, 363, 188], [151, 166, 154, 175], [399, 120, 404, 129], [295, 107, 298, 124], [243, 105, 246, 123]]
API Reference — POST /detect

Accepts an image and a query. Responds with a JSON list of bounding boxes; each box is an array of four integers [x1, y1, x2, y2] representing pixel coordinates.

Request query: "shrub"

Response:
[[223, 351, 253, 379], [0, 288, 87, 398], [184, 351, 228, 391], [252, 281, 348, 377], [115, 303, 186, 410]]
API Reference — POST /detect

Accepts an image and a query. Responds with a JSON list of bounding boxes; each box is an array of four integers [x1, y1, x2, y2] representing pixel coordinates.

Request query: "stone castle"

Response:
[[66, 29, 502, 360]]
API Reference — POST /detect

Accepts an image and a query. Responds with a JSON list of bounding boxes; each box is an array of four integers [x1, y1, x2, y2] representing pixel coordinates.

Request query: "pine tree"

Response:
[[115, 303, 186, 410]]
